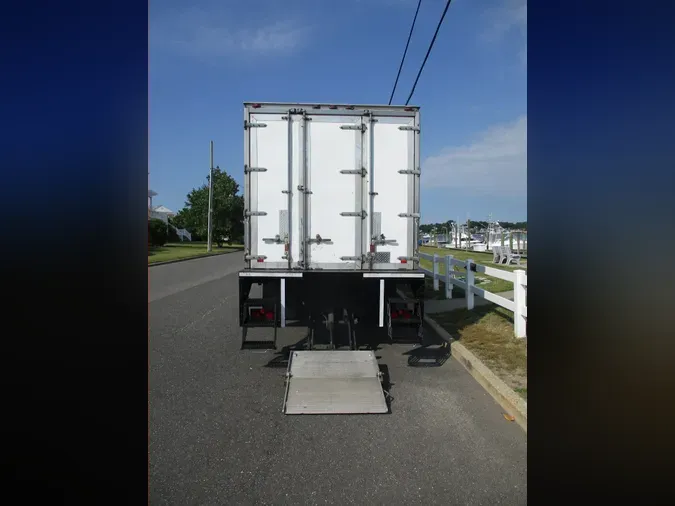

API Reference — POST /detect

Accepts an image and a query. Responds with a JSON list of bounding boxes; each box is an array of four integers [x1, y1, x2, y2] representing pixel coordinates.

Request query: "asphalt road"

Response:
[[149, 253, 527, 505]]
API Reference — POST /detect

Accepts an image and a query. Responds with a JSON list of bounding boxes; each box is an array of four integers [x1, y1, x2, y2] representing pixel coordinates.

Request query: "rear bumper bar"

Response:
[[238, 270, 425, 279]]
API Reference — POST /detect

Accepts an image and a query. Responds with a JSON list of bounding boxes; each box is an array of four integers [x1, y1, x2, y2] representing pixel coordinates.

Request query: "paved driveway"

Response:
[[149, 254, 527, 505]]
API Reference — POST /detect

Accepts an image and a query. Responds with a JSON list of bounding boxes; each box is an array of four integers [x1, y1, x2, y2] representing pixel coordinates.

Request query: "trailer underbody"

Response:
[[238, 270, 426, 414]]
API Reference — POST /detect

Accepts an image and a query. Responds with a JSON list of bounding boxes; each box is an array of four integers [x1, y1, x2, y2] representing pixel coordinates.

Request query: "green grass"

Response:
[[148, 242, 242, 264], [419, 245, 527, 295], [432, 304, 527, 399]]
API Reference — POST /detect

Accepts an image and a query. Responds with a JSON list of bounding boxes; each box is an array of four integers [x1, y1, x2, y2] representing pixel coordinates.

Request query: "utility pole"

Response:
[[207, 141, 214, 252]]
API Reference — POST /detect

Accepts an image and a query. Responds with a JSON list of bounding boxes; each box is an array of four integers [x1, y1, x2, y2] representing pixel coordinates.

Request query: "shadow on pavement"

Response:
[[404, 343, 451, 367]]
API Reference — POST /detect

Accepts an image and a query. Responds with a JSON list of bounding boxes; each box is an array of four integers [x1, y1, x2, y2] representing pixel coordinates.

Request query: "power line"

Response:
[[405, 0, 453, 106], [388, 0, 422, 105]]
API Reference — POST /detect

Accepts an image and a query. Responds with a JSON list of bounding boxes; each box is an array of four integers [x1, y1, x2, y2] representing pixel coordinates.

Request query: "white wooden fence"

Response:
[[419, 252, 528, 338]]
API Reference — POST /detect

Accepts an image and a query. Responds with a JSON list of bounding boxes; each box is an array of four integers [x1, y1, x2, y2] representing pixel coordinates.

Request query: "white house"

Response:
[[148, 191, 191, 241], [150, 205, 175, 224]]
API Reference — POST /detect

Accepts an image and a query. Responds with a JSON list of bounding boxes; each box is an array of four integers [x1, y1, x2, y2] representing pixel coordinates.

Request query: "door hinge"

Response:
[[398, 213, 420, 218], [398, 125, 420, 132], [245, 121, 267, 129], [364, 113, 378, 123], [340, 123, 366, 132], [297, 185, 312, 194], [244, 165, 268, 173], [245, 210, 268, 217], [340, 168, 367, 176], [262, 234, 285, 244], [340, 255, 365, 262], [398, 169, 421, 175], [340, 211, 367, 219], [307, 234, 332, 244], [372, 234, 397, 246]]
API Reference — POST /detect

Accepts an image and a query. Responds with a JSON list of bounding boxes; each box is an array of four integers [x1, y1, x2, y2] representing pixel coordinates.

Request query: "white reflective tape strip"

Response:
[[362, 272, 424, 278], [238, 271, 303, 278], [280, 278, 286, 328], [379, 279, 385, 328]]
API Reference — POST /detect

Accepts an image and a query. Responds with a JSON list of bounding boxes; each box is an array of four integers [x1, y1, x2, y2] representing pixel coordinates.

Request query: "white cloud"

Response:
[[481, 0, 527, 68], [482, 0, 527, 40], [421, 116, 527, 197], [150, 7, 311, 60]]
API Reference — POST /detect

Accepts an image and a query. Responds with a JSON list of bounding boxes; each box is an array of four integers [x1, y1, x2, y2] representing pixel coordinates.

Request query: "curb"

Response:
[[148, 248, 243, 267], [423, 314, 527, 432]]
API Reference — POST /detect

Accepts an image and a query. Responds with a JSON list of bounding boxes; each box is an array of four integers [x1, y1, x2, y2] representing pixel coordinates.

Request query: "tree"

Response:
[[499, 221, 527, 230], [169, 214, 185, 230], [167, 222, 180, 242], [420, 220, 455, 234], [148, 218, 168, 247], [174, 168, 244, 245]]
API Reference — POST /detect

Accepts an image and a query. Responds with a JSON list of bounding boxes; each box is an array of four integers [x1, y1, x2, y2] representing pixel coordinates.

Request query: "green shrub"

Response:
[[167, 225, 180, 243], [148, 219, 168, 247]]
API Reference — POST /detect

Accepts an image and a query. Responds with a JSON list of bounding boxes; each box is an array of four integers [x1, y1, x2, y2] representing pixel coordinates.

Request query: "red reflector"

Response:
[[370, 244, 375, 253], [313, 105, 321, 109], [346, 105, 354, 110], [265, 312, 274, 321], [251, 103, 261, 108], [400, 258, 407, 264], [404, 107, 414, 111], [284, 243, 289, 252], [391, 312, 398, 319], [257, 258, 264, 263], [329, 105, 338, 110]]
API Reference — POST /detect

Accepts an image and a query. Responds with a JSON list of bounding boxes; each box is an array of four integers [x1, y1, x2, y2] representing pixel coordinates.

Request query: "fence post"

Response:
[[433, 253, 439, 291], [514, 269, 527, 338], [517, 233, 521, 255], [466, 258, 475, 310], [445, 255, 453, 299]]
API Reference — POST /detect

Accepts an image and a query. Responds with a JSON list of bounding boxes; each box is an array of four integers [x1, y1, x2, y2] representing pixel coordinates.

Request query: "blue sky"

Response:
[[150, 0, 527, 223]]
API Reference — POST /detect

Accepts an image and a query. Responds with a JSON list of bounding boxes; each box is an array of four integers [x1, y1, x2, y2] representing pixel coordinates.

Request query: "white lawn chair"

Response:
[[497, 246, 508, 264], [492, 246, 502, 264], [503, 246, 522, 266]]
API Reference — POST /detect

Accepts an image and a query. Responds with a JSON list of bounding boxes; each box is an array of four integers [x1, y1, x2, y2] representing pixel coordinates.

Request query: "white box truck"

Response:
[[237, 102, 426, 414]]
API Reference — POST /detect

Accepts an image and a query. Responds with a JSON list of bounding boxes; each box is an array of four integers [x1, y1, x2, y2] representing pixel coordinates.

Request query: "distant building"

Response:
[[148, 190, 191, 241], [150, 205, 175, 224]]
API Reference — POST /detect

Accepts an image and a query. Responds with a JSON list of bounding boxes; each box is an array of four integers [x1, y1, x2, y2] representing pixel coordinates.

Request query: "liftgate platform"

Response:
[[282, 350, 389, 415]]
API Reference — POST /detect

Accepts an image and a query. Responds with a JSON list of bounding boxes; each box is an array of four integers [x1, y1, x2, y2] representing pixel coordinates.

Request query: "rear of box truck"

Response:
[[243, 103, 420, 271]]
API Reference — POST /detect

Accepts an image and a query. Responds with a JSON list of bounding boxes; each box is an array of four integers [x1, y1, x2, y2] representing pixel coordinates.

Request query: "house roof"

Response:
[[152, 205, 174, 215]]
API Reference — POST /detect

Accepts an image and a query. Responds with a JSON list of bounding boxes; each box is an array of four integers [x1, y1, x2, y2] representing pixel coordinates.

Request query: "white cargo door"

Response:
[[248, 113, 300, 268], [304, 115, 365, 269], [367, 116, 417, 269]]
